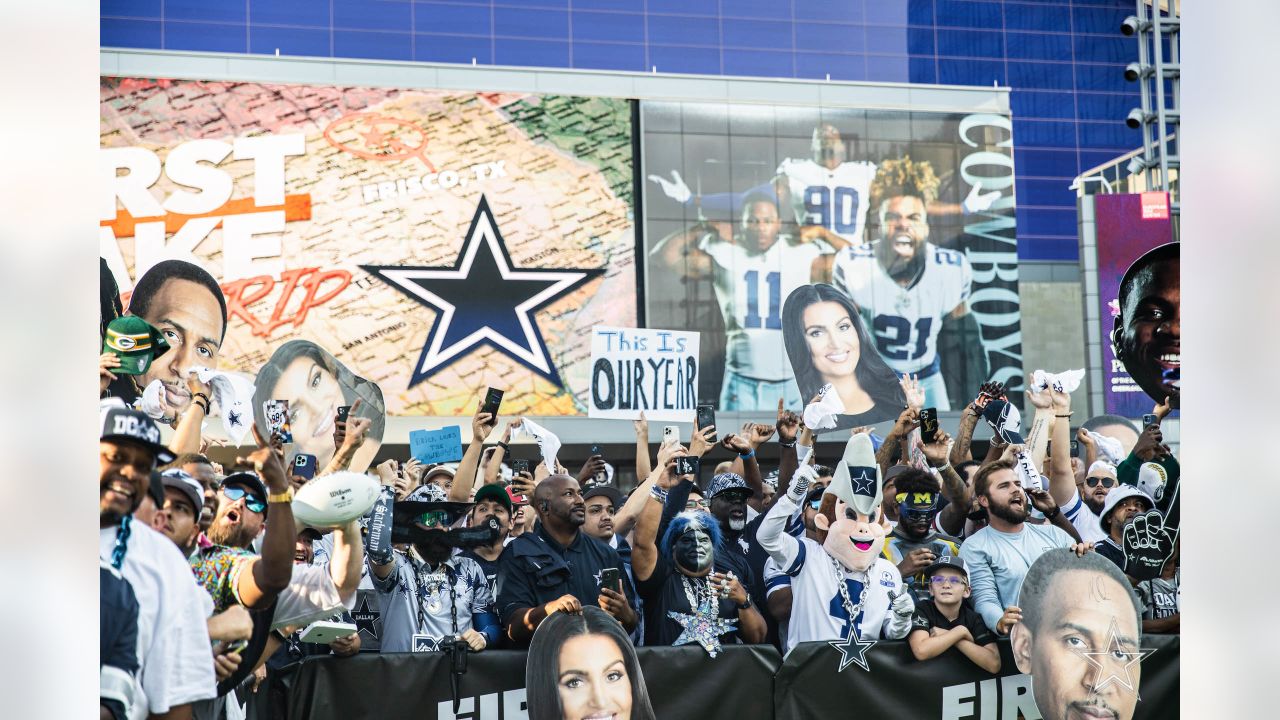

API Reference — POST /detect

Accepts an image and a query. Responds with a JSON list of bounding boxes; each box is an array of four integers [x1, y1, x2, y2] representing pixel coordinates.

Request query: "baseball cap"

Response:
[[583, 484, 622, 508], [884, 465, 912, 483], [424, 463, 458, 484], [103, 315, 170, 375], [705, 472, 755, 500], [762, 469, 780, 489], [473, 483, 513, 513], [924, 554, 967, 579], [100, 404, 176, 465], [221, 471, 269, 505], [407, 483, 449, 503], [1136, 462, 1169, 502], [161, 468, 204, 514], [1099, 484, 1155, 534]]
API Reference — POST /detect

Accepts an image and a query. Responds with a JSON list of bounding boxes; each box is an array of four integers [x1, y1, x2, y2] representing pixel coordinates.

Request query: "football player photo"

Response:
[[1111, 242, 1180, 409]]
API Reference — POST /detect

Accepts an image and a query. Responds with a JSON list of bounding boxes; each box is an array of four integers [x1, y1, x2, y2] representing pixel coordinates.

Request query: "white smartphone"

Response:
[[298, 620, 358, 645], [662, 426, 679, 446]]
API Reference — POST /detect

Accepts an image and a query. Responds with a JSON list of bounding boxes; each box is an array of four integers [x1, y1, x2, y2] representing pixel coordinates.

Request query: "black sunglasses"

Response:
[[222, 485, 267, 513], [1085, 476, 1116, 488]]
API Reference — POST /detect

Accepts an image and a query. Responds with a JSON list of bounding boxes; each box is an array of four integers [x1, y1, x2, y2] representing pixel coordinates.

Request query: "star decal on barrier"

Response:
[[1074, 618, 1155, 699], [850, 467, 877, 497], [829, 625, 876, 672], [668, 605, 737, 658], [361, 196, 603, 388], [351, 595, 380, 640]]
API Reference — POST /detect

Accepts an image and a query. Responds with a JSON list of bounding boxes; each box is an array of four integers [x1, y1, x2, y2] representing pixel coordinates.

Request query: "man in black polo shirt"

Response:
[[907, 555, 1000, 673], [496, 474, 638, 646]]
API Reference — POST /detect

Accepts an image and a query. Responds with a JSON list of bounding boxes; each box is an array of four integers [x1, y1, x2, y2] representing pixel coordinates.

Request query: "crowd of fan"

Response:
[[100, 367, 1180, 720]]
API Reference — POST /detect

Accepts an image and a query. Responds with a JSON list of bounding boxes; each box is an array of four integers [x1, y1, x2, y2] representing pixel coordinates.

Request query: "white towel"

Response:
[[802, 384, 845, 431], [192, 366, 256, 445], [512, 417, 561, 473], [1088, 432, 1125, 465], [1030, 368, 1085, 394]]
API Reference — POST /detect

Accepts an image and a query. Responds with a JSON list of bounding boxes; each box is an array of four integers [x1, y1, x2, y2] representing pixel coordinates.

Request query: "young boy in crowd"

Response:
[[906, 556, 1001, 673]]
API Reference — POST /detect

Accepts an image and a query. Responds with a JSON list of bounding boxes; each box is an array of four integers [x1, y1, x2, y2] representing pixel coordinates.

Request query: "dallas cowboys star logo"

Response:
[[352, 595, 380, 640], [850, 467, 876, 497], [362, 196, 604, 388], [829, 625, 876, 672], [668, 607, 737, 658], [227, 410, 242, 428], [1074, 618, 1155, 699]]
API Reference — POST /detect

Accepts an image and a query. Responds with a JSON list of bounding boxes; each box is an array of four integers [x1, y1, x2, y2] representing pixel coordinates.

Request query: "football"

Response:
[[292, 471, 381, 528]]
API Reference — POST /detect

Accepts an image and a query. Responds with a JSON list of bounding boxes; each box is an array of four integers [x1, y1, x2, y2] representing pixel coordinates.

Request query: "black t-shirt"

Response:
[[908, 599, 996, 663], [1095, 538, 1126, 570], [636, 552, 742, 648]]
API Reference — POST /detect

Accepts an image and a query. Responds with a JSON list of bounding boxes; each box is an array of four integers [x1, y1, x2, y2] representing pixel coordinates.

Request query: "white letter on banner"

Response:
[[941, 681, 976, 720], [233, 134, 305, 207], [1001, 674, 1041, 720], [222, 211, 284, 281], [102, 147, 164, 220], [162, 140, 234, 215]]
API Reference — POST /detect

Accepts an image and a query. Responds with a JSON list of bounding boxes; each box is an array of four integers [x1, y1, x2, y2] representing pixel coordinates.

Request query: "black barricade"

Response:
[[270, 637, 1178, 720]]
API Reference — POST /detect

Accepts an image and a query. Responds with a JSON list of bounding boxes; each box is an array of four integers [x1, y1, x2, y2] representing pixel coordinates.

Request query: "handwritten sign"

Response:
[[409, 425, 463, 464], [589, 327, 699, 422]]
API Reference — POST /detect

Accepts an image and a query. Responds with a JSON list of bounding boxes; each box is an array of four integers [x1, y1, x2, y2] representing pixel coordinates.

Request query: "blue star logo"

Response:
[[850, 467, 876, 497], [362, 196, 603, 388], [828, 625, 876, 672], [227, 410, 242, 427]]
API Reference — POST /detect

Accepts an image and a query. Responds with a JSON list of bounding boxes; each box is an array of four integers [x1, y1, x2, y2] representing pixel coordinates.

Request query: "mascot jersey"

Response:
[[758, 494, 907, 647]]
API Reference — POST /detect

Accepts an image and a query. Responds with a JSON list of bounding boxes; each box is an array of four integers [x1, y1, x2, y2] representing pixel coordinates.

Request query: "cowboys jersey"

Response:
[[777, 158, 878, 244], [773, 537, 906, 648], [699, 234, 825, 381], [831, 241, 972, 375]]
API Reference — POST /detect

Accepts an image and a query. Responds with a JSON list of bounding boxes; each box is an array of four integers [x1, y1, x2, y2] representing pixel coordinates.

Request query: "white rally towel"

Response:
[[512, 417, 561, 473], [802, 383, 845, 431], [138, 378, 167, 420], [1030, 368, 1086, 394], [1088, 431, 1125, 465], [192, 367, 257, 445], [1013, 449, 1044, 493]]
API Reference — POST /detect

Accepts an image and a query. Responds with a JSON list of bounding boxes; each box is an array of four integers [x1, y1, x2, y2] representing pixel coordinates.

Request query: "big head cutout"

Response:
[[813, 434, 889, 573]]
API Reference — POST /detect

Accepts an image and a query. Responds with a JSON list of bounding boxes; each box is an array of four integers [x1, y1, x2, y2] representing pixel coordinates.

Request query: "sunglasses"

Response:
[[685, 498, 709, 511], [1085, 477, 1116, 488], [222, 486, 266, 513], [929, 575, 966, 587], [414, 510, 451, 528]]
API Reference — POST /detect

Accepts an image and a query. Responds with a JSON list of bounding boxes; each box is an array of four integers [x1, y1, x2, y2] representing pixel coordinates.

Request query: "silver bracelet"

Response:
[[649, 485, 669, 503]]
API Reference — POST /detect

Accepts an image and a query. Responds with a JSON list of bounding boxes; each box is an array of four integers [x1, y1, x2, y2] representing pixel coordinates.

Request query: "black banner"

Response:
[[271, 638, 1177, 720]]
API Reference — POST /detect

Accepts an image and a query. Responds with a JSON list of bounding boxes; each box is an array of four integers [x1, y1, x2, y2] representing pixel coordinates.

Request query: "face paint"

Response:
[[823, 499, 889, 572], [673, 526, 714, 575]]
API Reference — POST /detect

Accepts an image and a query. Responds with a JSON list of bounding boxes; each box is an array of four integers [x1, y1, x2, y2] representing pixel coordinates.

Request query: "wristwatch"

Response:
[[736, 597, 753, 611], [1042, 505, 1061, 520], [267, 487, 295, 504]]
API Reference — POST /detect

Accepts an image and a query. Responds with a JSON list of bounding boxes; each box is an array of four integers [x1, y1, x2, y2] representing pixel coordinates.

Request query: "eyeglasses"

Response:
[[685, 498, 709, 511], [221, 486, 266, 513], [929, 575, 966, 587], [1085, 477, 1116, 488], [414, 510, 451, 528], [808, 498, 822, 511]]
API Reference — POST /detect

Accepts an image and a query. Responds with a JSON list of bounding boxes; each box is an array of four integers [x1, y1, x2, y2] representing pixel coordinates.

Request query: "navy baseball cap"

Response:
[[925, 554, 967, 579], [583, 483, 622, 508], [705, 472, 756, 500], [221, 471, 268, 505], [100, 404, 175, 465]]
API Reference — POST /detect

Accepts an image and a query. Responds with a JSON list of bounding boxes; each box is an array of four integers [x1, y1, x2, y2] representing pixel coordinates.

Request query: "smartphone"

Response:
[[696, 403, 717, 440], [662, 426, 679, 446], [512, 459, 530, 475], [920, 407, 939, 444], [590, 443, 603, 458], [1070, 439, 1080, 458], [481, 387, 504, 416], [263, 399, 293, 443], [1142, 413, 1158, 428], [674, 455, 700, 477], [601, 567, 621, 593], [293, 453, 318, 480], [336, 405, 351, 422]]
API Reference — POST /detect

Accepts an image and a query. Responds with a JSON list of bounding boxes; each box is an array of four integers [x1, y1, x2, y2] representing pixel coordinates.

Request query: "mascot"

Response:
[[757, 434, 914, 670]]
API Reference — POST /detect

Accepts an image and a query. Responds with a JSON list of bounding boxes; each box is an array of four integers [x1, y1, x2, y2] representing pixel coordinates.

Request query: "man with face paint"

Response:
[[757, 434, 915, 650], [632, 455, 766, 650], [367, 483, 500, 654], [880, 468, 963, 603]]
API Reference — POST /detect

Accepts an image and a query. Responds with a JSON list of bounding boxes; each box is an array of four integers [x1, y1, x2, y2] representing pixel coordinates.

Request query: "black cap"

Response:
[[924, 554, 967, 579], [221, 471, 269, 505], [100, 404, 175, 465], [583, 484, 622, 508]]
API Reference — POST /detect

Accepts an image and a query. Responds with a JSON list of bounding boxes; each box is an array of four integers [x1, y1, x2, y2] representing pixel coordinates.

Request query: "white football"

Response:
[[292, 471, 381, 528]]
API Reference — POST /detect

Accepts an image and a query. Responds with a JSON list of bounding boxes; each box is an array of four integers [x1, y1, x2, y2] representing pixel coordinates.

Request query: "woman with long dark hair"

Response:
[[781, 283, 904, 426], [252, 340, 386, 472], [526, 606, 656, 720]]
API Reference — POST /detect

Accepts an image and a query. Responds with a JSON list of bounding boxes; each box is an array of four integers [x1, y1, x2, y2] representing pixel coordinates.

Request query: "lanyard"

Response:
[[110, 514, 133, 571]]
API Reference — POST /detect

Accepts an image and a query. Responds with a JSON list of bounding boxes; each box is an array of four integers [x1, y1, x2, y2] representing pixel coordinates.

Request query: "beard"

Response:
[[987, 496, 1030, 525], [207, 518, 257, 548]]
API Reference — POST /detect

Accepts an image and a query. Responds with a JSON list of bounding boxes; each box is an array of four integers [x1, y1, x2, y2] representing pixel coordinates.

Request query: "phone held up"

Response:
[[293, 453, 318, 480], [601, 567, 622, 593], [1142, 413, 1158, 429], [919, 408, 939, 444], [481, 387, 504, 417], [662, 426, 679, 446], [696, 403, 717, 441], [674, 455, 700, 478]]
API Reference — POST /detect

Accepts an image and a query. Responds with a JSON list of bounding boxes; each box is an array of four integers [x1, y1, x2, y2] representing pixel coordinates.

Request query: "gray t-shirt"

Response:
[[1136, 570, 1179, 619], [369, 549, 493, 653]]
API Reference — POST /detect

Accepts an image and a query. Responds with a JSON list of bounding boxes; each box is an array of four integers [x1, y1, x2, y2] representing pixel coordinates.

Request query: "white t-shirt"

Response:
[[699, 234, 826, 380], [100, 522, 216, 717], [1061, 494, 1107, 544], [777, 157, 878, 244], [831, 241, 972, 374], [271, 563, 356, 630]]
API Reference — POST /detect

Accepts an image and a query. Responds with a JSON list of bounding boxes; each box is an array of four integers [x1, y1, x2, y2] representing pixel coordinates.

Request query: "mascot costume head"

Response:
[[813, 434, 889, 573]]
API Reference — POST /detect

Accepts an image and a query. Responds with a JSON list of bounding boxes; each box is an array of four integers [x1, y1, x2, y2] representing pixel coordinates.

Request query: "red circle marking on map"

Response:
[[323, 112, 436, 172]]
